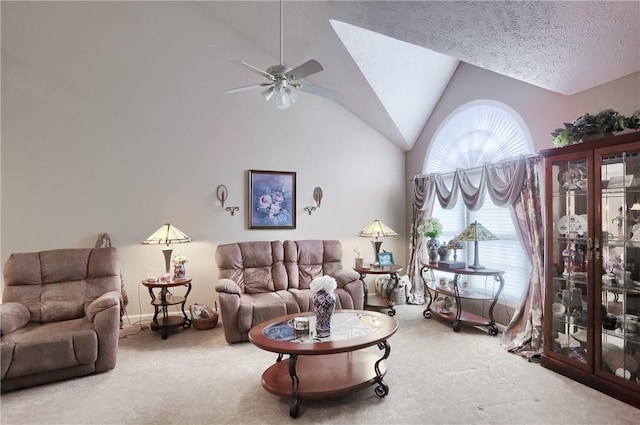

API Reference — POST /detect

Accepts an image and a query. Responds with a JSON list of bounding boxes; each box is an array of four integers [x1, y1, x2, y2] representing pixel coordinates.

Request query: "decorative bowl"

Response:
[[552, 302, 566, 317]]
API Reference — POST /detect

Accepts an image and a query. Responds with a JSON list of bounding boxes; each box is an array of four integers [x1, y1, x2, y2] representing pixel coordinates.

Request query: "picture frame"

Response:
[[248, 170, 296, 229], [378, 251, 395, 267]]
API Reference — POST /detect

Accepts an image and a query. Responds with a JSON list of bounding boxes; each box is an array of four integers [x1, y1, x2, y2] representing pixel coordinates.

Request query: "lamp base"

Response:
[[370, 240, 382, 267], [162, 247, 173, 274], [468, 241, 484, 269]]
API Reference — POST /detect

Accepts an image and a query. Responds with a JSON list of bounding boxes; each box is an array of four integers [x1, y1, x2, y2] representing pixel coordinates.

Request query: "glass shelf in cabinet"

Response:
[[602, 187, 627, 195], [552, 313, 588, 329], [625, 333, 640, 343], [601, 328, 624, 341], [602, 240, 627, 248], [605, 327, 640, 342], [554, 276, 589, 288], [551, 190, 589, 198], [553, 236, 589, 244]]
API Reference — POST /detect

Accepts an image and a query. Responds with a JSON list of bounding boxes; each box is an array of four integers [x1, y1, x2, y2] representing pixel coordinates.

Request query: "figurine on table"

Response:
[[611, 206, 636, 240], [562, 242, 575, 277]]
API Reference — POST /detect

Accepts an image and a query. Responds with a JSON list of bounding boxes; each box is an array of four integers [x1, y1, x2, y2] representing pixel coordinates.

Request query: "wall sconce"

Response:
[[304, 187, 323, 215], [217, 184, 240, 216], [216, 185, 228, 207], [313, 187, 323, 207]]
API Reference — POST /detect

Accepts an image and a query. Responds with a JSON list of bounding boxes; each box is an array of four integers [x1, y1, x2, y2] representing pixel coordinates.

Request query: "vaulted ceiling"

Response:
[[202, 1, 640, 151]]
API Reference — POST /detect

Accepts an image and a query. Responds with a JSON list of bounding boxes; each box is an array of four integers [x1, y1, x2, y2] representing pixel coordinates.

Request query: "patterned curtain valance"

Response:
[[412, 156, 538, 211]]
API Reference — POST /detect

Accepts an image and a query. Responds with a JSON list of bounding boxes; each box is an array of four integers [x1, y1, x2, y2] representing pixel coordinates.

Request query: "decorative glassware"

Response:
[[427, 237, 440, 264], [312, 289, 336, 337]]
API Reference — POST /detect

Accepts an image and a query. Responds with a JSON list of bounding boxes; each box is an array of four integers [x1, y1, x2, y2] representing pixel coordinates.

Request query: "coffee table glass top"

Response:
[[263, 311, 385, 343]]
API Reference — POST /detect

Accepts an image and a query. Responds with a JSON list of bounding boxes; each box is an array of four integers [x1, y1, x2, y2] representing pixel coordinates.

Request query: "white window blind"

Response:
[[424, 101, 534, 304], [432, 196, 530, 303]]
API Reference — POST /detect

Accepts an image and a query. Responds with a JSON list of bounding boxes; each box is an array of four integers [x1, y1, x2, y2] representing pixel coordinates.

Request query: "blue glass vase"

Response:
[[312, 289, 336, 338]]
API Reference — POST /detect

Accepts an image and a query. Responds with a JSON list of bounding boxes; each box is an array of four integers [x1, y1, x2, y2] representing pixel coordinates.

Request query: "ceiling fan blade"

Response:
[[232, 60, 275, 80], [287, 59, 324, 81], [225, 83, 272, 94], [295, 82, 337, 99]]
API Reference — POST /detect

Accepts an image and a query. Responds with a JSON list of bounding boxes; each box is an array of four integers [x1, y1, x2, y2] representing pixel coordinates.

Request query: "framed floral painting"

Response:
[[248, 170, 296, 229]]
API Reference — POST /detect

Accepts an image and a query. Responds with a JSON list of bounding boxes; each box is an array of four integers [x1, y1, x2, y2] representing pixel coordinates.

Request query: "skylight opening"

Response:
[[330, 19, 458, 149]]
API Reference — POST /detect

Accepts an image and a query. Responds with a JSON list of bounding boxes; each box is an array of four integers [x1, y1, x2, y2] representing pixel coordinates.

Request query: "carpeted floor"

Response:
[[1, 304, 639, 424]]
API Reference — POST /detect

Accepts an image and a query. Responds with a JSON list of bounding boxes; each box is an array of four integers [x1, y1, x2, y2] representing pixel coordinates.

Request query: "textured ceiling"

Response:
[[202, 1, 640, 151]]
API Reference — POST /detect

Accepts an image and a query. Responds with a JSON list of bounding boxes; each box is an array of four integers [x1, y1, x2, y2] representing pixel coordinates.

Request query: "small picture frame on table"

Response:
[[378, 252, 395, 268]]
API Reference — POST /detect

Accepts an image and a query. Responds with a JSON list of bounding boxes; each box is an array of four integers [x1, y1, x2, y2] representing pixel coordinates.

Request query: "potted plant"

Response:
[[418, 217, 443, 263], [551, 109, 640, 147]]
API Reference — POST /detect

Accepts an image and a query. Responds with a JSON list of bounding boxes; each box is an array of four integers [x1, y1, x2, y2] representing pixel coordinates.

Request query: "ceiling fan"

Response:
[[224, 0, 337, 109]]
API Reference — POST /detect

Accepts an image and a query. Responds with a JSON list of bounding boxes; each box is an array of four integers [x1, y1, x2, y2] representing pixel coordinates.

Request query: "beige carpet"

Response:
[[1, 304, 639, 424]]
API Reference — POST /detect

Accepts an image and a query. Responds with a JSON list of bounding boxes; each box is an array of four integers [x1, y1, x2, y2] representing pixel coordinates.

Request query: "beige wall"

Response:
[[1, 2, 406, 317]]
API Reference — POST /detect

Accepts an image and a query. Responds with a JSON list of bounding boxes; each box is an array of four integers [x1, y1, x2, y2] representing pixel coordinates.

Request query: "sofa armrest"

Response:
[[330, 269, 361, 288], [215, 278, 242, 295], [89, 291, 120, 372], [0, 302, 31, 336], [85, 291, 120, 322]]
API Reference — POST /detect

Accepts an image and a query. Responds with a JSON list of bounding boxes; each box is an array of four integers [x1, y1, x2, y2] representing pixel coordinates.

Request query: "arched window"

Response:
[[425, 100, 534, 302]]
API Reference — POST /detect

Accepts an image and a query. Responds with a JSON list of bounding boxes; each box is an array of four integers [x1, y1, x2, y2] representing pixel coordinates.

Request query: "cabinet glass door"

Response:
[[598, 146, 640, 385], [548, 157, 590, 365]]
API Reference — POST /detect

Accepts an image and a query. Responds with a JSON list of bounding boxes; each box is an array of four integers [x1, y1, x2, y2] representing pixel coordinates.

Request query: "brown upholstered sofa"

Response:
[[215, 240, 364, 343], [1, 248, 121, 392]]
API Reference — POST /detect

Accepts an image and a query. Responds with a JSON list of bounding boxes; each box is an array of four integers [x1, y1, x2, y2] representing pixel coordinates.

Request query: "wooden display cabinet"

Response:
[[540, 132, 640, 408]]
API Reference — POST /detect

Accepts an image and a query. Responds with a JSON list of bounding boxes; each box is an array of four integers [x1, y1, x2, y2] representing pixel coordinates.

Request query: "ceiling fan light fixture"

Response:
[[262, 86, 275, 102], [275, 87, 291, 110]]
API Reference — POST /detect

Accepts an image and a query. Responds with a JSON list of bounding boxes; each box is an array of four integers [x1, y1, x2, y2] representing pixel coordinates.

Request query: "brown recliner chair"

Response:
[[1, 247, 121, 392]]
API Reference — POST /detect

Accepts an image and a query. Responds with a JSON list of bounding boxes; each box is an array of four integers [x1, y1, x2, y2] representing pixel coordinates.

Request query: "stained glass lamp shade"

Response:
[[358, 219, 397, 265], [455, 221, 498, 269], [142, 223, 191, 273]]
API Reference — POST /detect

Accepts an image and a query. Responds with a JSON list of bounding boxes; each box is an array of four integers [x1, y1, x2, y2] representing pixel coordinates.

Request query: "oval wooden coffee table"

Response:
[[249, 310, 398, 418]]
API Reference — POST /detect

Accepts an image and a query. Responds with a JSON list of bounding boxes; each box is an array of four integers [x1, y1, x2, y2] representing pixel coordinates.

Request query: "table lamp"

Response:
[[358, 219, 397, 266], [455, 221, 498, 269], [141, 223, 191, 274]]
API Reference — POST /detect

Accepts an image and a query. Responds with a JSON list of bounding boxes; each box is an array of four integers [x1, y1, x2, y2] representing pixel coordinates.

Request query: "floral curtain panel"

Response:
[[409, 157, 543, 351]]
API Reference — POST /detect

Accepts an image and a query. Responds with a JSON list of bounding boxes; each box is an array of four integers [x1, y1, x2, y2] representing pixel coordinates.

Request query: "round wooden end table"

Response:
[[141, 278, 192, 339]]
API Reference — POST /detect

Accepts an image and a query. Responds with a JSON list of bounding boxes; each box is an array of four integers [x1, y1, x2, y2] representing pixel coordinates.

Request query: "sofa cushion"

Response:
[[237, 293, 289, 332], [285, 240, 344, 289], [40, 249, 91, 284], [1, 318, 97, 379], [41, 280, 86, 323], [243, 267, 276, 294], [0, 303, 30, 336], [216, 241, 288, 294]]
